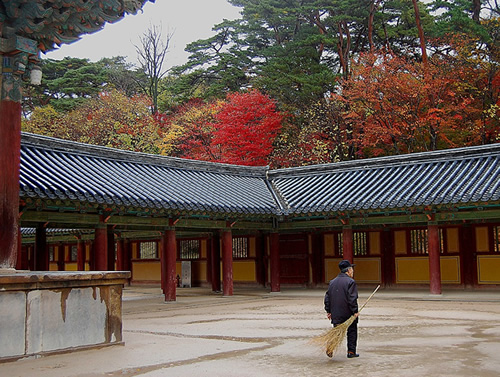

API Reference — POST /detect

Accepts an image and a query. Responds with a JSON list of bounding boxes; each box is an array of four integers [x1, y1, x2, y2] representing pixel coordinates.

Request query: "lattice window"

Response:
[[494, 226, 500, 253], [70, 245, 78, 262], [353, 232, 367, 256], [179, 239, 200, 260], [337, 232, 368, 256], [410, 229, 444, 254], [139, 241, 158, 259], [337, 233, 343, 256], [410, 229, 428, 254], [233, 237, 249, 259], [49, 245, 55, 261]]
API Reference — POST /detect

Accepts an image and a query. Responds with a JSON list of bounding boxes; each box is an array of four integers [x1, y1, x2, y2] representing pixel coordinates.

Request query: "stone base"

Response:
[[0, 271, 130, 361]]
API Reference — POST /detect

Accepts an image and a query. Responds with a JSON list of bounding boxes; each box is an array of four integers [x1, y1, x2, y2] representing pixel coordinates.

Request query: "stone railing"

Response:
[[0, 270, 130, 361]]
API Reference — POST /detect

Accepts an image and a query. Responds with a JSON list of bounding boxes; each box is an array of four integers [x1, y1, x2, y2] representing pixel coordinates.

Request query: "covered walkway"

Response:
[[1, 286, 499, 377]]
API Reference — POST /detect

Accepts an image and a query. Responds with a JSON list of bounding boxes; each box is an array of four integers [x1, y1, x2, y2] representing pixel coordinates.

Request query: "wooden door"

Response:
[[279, 234, 309, 284]]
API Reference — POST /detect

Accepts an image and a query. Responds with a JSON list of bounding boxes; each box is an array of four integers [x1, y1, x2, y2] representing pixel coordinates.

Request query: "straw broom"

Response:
[[313, 285, 380, 357]]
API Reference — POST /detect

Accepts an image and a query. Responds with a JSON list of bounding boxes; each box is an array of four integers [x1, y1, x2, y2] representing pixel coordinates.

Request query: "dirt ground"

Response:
[[1, 286, 500, 377]]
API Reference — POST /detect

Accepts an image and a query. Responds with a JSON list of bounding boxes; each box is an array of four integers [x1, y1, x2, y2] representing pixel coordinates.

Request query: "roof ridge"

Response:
[[268, 143, 500, 178], [21, 132, 268, 178]]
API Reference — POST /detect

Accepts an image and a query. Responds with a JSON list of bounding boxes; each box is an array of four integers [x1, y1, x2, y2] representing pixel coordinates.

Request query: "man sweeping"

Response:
[[324, 260, 360, 358]]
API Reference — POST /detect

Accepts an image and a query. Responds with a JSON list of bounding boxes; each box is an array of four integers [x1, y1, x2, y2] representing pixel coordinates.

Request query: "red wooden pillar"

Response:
[[211, 233, 221, 292], [311, 232, 324, 286], [107, 226, 115, 271], [77, 238, 85, 271], [35, 225, 49, 271], [123, 239, 131, 271], [16, 225, 23, 270], [116, 239, 124, 271], [221, 230, 233, 296], [0, 98, 21, 269], [206, 237, 213, 285], [161, 229, 177, 301], [94, 224, 108, 271], [57, 244, 65, 271], [255, 233, 266, 287], [428, 223, 442, 295], [342, 226, 354, 263], [270, 232, 280, 293]]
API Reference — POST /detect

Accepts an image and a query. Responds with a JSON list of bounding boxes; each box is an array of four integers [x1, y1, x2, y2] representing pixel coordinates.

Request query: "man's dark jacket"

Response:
[[324, 272, 359, 324]]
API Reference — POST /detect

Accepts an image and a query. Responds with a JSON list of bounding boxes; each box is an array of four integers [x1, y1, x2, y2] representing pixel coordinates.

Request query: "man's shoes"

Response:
[[347, 351, 359, 358]]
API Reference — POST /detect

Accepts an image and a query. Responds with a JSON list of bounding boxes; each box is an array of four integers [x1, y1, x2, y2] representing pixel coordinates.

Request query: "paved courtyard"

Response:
[[1, 286, 500, 377]]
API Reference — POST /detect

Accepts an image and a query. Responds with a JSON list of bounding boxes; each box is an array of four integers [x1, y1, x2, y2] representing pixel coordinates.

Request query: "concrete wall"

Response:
[[0, 271, 129, 361]]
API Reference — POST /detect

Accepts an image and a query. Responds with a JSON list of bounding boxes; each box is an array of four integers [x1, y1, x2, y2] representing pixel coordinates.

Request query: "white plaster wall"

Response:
[[0, 291, 26, 358], [26, 288, 107, 354]]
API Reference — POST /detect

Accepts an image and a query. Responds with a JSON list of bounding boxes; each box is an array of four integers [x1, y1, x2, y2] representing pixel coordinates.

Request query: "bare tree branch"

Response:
[[135, 24, 174, 114]]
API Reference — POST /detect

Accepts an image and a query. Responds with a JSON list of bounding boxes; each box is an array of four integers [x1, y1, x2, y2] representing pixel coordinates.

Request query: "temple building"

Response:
[[19, 132, 500, 297]]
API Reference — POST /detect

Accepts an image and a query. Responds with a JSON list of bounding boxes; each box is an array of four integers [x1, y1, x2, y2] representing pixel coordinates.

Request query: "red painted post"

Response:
[[222, 230, 233, 296], [428, 223, 442, 295], [94, 225, 108, 271], [0, 100, 21, 268], [16, 225, 23, 269], [160, 236, 166, 293], [342, 227, 354, 263], [270, 232, 280, 293], [162, 229, 177, 301], [116, 239, 124, 271], [206, 237, 212, 284], [107, 226, 115, 271], [255, 233, 266, 287], [77, 239, 85, 271], [211, 234, 221, 292]]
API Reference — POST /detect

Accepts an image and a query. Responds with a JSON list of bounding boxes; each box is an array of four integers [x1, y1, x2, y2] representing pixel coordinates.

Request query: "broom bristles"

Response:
[[315, 285, 380, 356], [312, 315, 356, 356]]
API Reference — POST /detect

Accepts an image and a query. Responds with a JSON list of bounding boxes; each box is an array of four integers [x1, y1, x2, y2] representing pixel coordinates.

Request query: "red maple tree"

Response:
[[336, 51, 474, 157]]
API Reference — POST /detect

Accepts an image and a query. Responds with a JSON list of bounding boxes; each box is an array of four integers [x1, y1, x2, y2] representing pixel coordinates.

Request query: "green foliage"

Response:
[[22, 56, 146, 115], [23, 89, 161, 154]]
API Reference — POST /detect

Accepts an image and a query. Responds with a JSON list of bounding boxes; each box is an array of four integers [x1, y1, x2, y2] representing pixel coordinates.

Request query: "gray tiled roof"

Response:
[[20, 133, 280, 216], [20, 133, 500, 218], [268, 145, 500, 215]]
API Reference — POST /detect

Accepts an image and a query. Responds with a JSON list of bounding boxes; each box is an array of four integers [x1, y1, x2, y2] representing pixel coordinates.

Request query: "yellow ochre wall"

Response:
[[395, 256, 460, 284], [394, 230, 407, 255], [476, 227, 489, 252], [233, 261, 256, 282], [478, 256, 500, 284], [324, 258, 381, 284]]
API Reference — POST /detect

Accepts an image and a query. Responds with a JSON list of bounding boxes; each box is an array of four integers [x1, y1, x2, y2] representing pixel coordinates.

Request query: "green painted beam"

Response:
[[21, 211, 100, 224], [280, 209, 500, 229], [436, 209, 500, 221], [19, 207, 500, 234], [278, 218, 344, 230]]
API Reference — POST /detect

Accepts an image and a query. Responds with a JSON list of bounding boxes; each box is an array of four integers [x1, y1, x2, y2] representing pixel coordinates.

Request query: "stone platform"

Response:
[[0, 270, 130, 361]]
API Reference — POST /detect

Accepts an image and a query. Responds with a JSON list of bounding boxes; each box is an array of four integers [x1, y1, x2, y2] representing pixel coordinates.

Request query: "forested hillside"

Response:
[[22, 0, 499, 167]]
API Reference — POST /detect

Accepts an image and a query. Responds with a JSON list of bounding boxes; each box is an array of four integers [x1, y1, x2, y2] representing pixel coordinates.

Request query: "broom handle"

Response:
[[359, 284, 380, 312]]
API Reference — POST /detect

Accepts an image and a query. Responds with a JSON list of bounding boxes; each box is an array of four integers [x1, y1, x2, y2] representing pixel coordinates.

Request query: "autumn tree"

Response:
[[157, 98, 221, 160], [159, 90, 284, 166], [23, 89, 161, 154], [212, 90, 284, 166], [337, 52, 475, 157], [438, 28, 500, 145]]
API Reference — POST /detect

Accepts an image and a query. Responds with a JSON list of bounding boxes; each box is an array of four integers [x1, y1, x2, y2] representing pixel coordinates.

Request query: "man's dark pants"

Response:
[[334, 317, 358, 353]]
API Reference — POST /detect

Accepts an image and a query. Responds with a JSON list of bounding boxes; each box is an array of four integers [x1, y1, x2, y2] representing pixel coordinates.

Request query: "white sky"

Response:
[[44, 0, 242, 69]]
